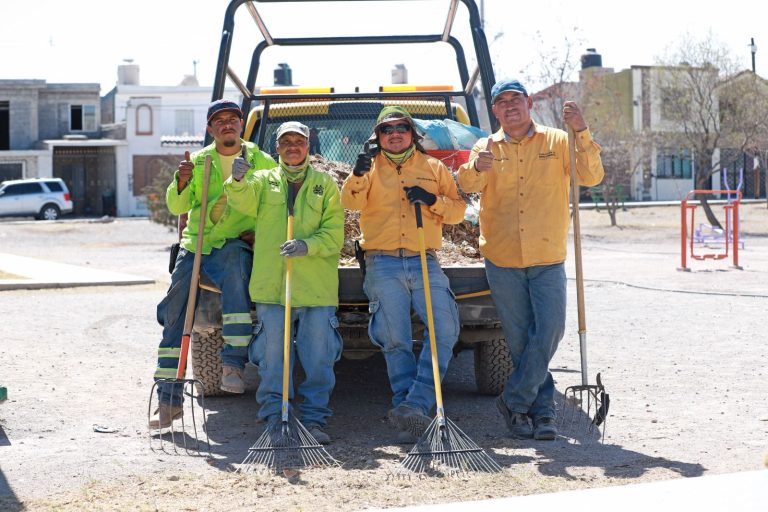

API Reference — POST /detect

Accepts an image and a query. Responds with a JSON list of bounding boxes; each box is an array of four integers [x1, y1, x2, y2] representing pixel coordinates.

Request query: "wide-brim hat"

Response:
[[368, 105, 422, 143]]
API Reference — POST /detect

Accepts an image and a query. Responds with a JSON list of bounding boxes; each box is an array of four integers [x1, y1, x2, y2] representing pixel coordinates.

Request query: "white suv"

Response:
[[0, 178, 74, 220]]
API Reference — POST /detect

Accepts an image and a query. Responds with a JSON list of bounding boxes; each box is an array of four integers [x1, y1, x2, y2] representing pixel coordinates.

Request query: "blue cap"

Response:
[[207, 99, 243, 124], [491, 79, 528, 103]]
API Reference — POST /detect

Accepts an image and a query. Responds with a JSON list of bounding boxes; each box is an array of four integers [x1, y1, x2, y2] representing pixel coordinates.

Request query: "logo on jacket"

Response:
[[313, 184, 324, 196], [538, 151, 556, 160]]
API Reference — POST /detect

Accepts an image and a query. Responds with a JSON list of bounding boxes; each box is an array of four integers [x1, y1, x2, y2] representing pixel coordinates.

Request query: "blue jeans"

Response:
[[485, 259, 566, 421], [363, 254, 460, 415], [249, 304, 343, 428], [154, 239, 253, 406]]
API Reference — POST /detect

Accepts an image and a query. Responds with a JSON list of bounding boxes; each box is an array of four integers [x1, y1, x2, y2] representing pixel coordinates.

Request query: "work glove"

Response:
[[352, 142, 374, 176], [403, 186, 437, 206], [279, 239, 309, 257], [352, 152, 372, 177], [232, 145, 253, 181]]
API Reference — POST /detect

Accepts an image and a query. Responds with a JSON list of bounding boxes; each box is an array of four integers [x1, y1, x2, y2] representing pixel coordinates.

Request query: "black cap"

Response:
[[207, 99, 243, 124]]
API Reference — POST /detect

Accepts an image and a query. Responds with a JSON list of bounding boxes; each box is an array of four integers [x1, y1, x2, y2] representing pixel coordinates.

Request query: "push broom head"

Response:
[[398, 416, 502, 476], [238, 413, 339, 474]]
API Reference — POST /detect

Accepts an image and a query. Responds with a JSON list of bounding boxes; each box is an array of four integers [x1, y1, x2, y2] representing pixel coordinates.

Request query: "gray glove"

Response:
[[279, 239, 308, 257], [232, 145, 253, 181]]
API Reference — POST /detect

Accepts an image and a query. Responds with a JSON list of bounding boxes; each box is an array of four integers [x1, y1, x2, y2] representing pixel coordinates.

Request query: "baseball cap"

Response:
[[275, 121, 310, 139], [491, 79, 529, 103], [206, 99, 243, 124]]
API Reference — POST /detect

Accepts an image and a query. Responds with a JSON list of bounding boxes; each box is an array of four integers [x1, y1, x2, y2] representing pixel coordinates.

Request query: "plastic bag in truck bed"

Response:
[[413, 118, 488, 151]]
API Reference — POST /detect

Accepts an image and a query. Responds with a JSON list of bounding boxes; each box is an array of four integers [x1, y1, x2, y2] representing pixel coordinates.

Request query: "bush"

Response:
[[141, 163, 178, 229]]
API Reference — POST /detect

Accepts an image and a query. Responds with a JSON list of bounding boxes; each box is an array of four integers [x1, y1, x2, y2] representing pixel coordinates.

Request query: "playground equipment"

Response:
[[679, 189, 742, 271], [693, 168, 745, 249]]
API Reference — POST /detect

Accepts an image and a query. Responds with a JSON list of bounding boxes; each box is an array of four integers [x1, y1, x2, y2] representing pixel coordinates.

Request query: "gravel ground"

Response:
[[0, 204, 767, 511]]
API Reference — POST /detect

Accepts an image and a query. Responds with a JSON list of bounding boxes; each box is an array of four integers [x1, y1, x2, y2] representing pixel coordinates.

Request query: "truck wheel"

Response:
[[473, 337, 512, 395], [191, 327, 259, 397]]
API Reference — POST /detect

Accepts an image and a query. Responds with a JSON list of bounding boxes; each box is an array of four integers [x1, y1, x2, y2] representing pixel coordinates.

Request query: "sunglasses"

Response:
[[378, 123, 411, 135]]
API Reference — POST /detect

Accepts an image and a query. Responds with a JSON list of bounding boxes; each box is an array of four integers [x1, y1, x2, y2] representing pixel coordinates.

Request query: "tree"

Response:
[[654, 32, 768, 226]]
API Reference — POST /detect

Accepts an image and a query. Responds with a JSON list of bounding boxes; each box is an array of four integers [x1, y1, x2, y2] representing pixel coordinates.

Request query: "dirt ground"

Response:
[[1, 203, 767, 511]]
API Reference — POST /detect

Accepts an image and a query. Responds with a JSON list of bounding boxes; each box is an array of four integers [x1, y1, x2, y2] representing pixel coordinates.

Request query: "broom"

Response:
[[398, 203, 501, 475], [559, 127, 610, 441], [239, 184, 338, 473], [149, 153, 212, 456]]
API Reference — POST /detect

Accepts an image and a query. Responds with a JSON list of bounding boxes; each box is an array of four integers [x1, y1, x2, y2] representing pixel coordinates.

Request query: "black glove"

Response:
[[353, 152, 372, 177], [403, 186, 437, 206]]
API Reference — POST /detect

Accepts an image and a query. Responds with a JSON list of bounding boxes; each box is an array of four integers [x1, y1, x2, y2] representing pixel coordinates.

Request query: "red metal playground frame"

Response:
[[679, 189, 742, 271]]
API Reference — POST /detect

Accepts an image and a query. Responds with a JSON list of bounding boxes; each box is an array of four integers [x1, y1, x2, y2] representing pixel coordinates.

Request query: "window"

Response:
[[70, 104, 96, 131], [175, 109, 195, 136], [3, 183, 44, 195], [656, 148, 693, 179], [44, 180, 63, 192], [136, 104, 153, 135]]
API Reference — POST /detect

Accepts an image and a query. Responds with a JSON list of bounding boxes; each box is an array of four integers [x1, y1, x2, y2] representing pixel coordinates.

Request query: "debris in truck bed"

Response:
[[310, 155, 482, 266]]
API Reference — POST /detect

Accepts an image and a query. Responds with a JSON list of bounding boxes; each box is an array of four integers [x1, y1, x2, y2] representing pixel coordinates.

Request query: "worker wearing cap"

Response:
[[341, 106, 466, 443], [225, 121, 344, 444], [458, 78, 604, 440], [150, 99, 276, 430]]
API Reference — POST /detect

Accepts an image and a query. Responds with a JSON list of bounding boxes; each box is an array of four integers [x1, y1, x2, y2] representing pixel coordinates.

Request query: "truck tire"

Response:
[[191, 327, 260, 397], [191, 327, 227, 397], [473, 337, 512, 395]]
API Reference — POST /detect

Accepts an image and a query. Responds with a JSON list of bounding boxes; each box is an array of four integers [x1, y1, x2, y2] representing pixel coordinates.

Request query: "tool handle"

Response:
[[568, 127, 589, 385], [414, 204, 445, 421], [281, 185, 296, 422], [178, 154, 212, 379]]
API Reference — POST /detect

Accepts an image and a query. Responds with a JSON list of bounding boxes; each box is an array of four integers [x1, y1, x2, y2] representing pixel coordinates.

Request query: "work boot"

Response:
[[388, 404, 431, 438], [148, 403, 183, 430], [495, 396, 533, 439], [220, 365, 245, 394], [533, 417, 558, 441], [396, 430, 419, 445], [307, 425, 331, 445]]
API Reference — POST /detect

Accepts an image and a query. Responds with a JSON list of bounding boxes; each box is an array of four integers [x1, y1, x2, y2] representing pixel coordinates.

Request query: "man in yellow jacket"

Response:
[[342, 106, 466, 443], [458, 79, 604, 441], [150, 100, 276, 430]]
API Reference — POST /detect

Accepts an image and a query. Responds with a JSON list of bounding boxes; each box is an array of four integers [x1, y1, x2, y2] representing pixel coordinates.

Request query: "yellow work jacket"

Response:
[[457, 123, 604, 268], [341, 150, 466, 252]]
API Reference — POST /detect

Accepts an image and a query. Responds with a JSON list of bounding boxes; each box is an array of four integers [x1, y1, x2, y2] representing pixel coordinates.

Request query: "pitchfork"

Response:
[[148, 153, 212, 456], [559, 127, 610, 441]]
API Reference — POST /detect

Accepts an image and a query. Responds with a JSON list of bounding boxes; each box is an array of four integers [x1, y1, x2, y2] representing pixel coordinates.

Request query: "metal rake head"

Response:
[[398, 416, 502, 476], [148, 378, 211, 457], [238, 414, 339, 474], [559, 372, 610, 443]]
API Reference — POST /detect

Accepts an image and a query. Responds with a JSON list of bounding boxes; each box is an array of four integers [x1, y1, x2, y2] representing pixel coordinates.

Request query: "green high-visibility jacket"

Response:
[[225, 166, 344, 307], [166, 141, 276, 254]]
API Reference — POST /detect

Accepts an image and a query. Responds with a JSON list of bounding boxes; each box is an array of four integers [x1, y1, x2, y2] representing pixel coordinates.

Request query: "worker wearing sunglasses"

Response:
[[341, 105, 466, 444]]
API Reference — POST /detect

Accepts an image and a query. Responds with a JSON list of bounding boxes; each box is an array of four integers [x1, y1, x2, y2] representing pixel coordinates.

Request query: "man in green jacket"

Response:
[[150, 100, 276, 430], [225, 121, 344, 444]]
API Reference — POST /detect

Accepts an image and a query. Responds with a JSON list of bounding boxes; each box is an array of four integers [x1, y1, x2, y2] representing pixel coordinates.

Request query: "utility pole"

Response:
[[749, 38, 757, 73]]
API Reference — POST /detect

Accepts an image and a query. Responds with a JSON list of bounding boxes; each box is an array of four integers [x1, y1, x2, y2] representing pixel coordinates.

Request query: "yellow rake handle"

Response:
[[177, 154, 212, 380], [281, 187, 296, 422], [414, 204, 445, 420]]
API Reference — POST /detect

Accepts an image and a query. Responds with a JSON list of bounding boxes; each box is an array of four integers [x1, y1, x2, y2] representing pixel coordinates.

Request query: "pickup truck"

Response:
[[188, 0, 512, 397]]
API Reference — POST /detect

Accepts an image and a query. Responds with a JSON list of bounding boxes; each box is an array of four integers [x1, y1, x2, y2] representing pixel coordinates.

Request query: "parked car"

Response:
[[0, 178, 74, 220]]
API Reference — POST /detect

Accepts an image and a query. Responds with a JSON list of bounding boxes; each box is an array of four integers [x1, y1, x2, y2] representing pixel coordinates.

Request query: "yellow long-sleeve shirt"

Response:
[[457, 123, 604, 268], [341, 150, 466, 252]]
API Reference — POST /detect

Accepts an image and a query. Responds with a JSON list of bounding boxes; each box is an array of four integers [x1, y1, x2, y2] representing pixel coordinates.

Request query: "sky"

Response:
[[1, 0, 765, 94]]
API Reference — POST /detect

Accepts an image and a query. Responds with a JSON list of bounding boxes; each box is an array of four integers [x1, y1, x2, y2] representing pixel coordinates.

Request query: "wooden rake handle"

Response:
[[281, 185, 297, 422], [177, 154, 212, 379]]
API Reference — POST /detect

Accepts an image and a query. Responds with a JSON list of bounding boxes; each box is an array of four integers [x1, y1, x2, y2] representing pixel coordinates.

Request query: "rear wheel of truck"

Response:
[[191, 327, 260, 397], [473, 337, 512, 395]]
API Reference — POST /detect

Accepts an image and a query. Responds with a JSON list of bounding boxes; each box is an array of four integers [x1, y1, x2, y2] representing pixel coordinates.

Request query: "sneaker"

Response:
[[307, 425, 331, 445], [148, 403, 183, 430], [495, 396, 533, 439], [388, 404, 431, 438], [533, 417, 558, 441], [396, 430, 419, 444], [220, 366, 245, 394]]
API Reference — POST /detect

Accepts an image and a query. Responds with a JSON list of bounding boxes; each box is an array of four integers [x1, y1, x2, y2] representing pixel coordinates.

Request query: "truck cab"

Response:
[[190, 0, 511, 397]]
